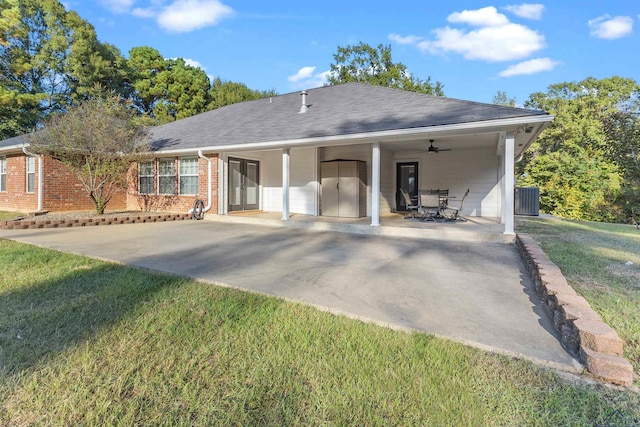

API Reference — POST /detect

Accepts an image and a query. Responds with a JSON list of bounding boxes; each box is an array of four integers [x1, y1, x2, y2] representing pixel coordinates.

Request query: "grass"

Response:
[[516, 216, 640, 377], [0, 211, 25, 221], [1, 239, 639, 425]]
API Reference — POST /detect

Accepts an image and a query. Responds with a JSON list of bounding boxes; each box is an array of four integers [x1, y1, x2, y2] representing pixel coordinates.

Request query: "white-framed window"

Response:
[[179, 157, 198, 195], [158, 158, 176, 195], [138, 161, 155, 194], [26, 155, 35, 193], [0, 156, 6, 192]]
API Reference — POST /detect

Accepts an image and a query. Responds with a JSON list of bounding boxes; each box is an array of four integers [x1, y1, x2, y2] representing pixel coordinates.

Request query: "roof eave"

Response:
[[0, 143, 28, 154]]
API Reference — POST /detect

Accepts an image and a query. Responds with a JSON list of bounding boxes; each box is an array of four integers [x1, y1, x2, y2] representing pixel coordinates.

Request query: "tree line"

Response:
[[0, 0, 277, 139], [1, 1, 443, 140]]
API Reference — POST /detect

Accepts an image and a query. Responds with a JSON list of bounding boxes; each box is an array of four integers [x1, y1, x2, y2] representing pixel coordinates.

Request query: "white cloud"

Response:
[[588, 15, 633, 39], [287, 66, 330, 89], [388, 33, 423, 45], [288, 66, 316, 83], [418, 23, 545, 62], [390, 6, 546, 63], [99, 0, 136, 14], [447, 6, 510, 27], [503, 4, 545, 20], [157, 0, 234, 33], [499, 57, 558, 77], [132, 7, 156, 18]]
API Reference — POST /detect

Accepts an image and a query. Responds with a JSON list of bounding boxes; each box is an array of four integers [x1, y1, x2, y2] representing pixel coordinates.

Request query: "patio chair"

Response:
[[442, 188, 469, 221], [439, 189, 449, 206], [399, 188, 419, 218], [418, 192, 441, 221]]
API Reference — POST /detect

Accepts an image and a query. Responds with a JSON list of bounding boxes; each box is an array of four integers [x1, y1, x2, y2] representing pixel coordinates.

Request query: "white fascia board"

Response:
[[154, 115, 554, 155], [0, 143, 29, 154]]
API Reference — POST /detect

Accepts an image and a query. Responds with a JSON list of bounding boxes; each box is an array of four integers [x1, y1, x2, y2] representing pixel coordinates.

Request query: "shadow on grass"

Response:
[[0, 261, 186, 378]]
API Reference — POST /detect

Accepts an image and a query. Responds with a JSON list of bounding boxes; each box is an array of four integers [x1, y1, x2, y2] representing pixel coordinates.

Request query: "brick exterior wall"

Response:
[[126, 154, 218, 214], [0, 153, 38, 212], [0, 152, 128, 213], [42, 156, 127, 212]]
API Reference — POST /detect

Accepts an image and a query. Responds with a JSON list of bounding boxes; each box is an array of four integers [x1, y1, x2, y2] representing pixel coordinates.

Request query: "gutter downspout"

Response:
[[22, 146, 43, 212], [188, 150, 212, 214]]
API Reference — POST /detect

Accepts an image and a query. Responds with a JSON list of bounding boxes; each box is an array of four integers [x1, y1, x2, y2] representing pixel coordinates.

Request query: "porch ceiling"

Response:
[[379, 132, 499, 153]]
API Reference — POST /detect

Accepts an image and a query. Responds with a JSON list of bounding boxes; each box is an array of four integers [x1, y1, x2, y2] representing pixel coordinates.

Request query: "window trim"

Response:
[[26, 155, 35, 193], [0, 156, 6, 192], [178, 157, 198, 195]]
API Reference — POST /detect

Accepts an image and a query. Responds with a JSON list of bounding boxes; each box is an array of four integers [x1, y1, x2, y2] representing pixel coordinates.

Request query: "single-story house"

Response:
[[0, 83, 552, 234]]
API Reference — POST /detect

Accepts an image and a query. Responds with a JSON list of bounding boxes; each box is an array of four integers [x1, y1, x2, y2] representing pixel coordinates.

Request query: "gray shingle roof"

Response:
[[150, 83, 549, 152]]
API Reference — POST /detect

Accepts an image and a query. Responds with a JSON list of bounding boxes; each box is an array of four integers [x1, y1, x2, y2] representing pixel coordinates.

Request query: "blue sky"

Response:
[[65, 1, 639, 105]]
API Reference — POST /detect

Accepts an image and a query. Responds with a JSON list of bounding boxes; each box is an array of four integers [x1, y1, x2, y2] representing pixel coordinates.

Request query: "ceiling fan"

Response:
[[427, 139, 451, 154]]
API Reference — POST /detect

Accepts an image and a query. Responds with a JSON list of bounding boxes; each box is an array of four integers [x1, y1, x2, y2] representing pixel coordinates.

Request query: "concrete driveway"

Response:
[[0, 221, 580, 371]]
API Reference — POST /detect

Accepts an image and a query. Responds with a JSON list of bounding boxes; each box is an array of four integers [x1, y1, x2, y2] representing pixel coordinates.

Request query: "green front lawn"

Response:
[[0, 239, 638, 425]]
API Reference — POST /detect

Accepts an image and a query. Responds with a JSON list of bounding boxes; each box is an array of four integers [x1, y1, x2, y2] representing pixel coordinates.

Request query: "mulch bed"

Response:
[[0, 211, 192, 230]]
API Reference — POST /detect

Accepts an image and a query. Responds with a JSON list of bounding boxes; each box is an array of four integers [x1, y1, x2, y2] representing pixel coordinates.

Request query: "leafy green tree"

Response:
[[520, 76, 640, 221], [128, 46, 166, 116], [208, 77, 276, 110], [492, 90, 516, 107], [327, 42, 444, 96], [0, 0, 128, 137], [27, 95, 150, 214], [153, 58, 210, 123], [128, 47, 210, 123], [64, 13, 130, 102], [602, 110, 640, 221]]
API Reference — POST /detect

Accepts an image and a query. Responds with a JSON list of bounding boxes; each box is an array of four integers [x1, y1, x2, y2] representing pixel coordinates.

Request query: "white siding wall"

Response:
[[259, 147, 318, 215], [226, 142, 500, 219], [395, 146, 500, 217]]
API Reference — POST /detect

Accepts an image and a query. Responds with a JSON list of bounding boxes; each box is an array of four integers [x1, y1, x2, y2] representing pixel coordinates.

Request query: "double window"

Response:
[[0, 156, 6, 192], [26, 156, 35, 193], [137, 157, 198, 196]]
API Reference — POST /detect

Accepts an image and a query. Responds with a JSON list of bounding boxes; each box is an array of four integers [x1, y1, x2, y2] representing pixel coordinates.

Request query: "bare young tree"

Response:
[[27, 95, 150, 214]]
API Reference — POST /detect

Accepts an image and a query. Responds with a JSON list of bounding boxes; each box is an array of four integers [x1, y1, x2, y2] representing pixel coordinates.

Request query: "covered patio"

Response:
[[214, 123, 546, 238]]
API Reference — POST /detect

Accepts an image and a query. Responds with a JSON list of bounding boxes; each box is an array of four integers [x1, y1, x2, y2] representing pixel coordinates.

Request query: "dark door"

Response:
[[396, 162, 418, 210], [228, 157, 260, 212]]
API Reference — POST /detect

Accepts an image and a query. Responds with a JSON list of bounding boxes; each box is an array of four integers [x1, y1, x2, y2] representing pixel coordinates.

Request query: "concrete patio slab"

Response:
[[1, 220, 581, 372]]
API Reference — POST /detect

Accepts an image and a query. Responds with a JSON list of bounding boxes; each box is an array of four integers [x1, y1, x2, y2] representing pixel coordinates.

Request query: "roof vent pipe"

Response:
[[299, 90, 308, 114]]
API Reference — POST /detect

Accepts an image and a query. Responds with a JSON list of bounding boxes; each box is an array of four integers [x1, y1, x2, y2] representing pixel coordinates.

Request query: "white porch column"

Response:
[[282, 148, 290, 220], [503, 133, 515, 235], [371, 142, 380, 227]]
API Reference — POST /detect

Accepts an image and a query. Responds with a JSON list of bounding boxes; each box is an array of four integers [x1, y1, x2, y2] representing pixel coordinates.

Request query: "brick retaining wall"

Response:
[[516, 234, 634, 386], [1, 213, 191, 230]]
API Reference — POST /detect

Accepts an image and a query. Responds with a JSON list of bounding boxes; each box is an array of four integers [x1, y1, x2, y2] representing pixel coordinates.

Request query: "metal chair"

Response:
[[399, 188, 419, 218], [442, 189, 469, 221], [418, 192, 441, 221], [438, 189, 449, 209]]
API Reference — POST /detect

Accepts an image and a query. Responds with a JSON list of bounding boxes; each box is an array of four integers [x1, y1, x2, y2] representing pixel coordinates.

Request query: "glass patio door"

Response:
[[396, 162, 418, 210], [228, 157, 260, 212]]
